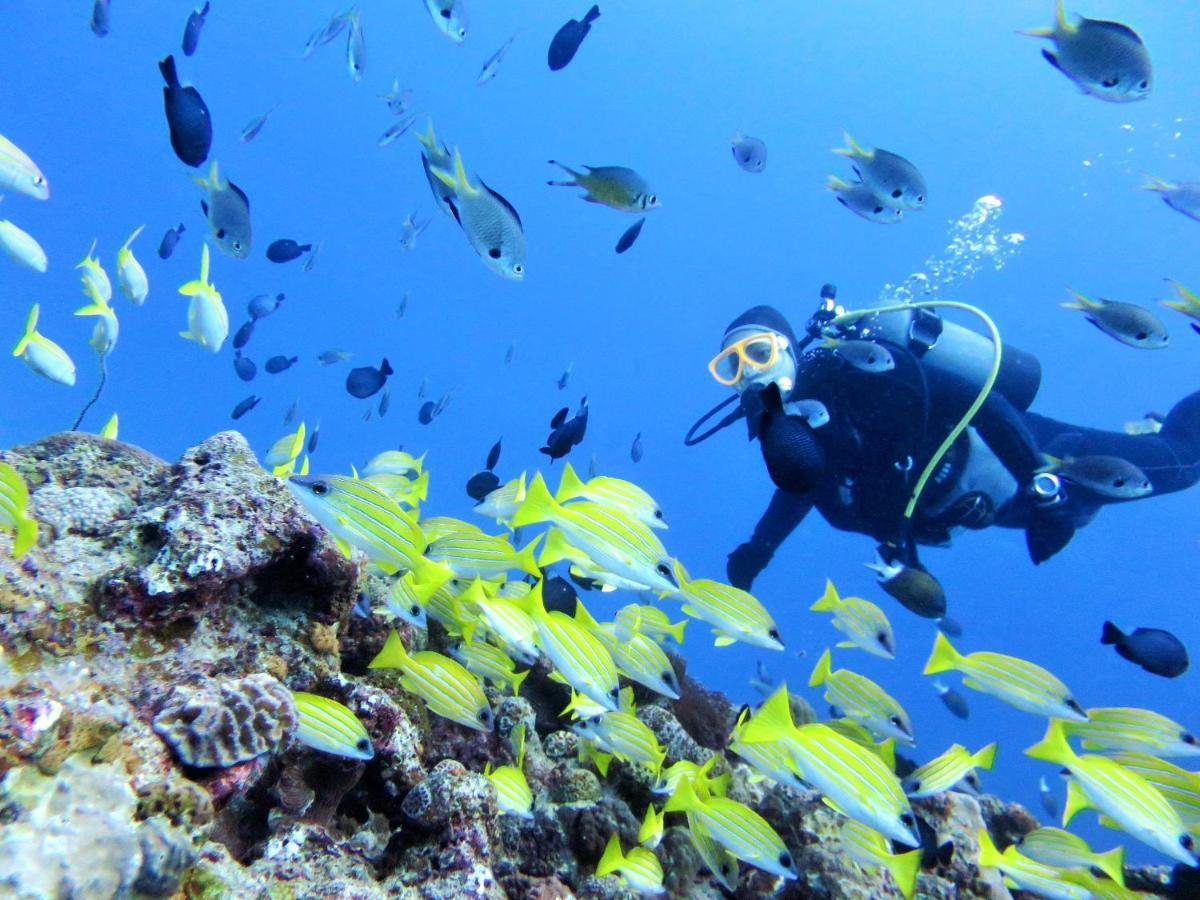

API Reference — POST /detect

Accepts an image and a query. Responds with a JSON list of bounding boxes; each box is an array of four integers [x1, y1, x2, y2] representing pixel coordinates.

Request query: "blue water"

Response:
[[3, 0, 1199, 868]]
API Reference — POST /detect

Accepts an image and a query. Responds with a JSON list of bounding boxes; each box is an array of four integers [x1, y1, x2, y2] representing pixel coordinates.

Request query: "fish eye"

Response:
[[1184, 732, 1197, 745], [458, 27, 466, 37], [1183, 834, 1195, 851], [356, 738, 370, 752], [654, 509, 664, 519], [488, 247, 502, 259], [311, 480, 329, 496], [778, 851, 792, 868], [901, 813, 915, 827], [656, 563, 671, 576], [891, 188, 902, 198], [768, 628, 781, 641], [662, 671, 676, 686], [478, 709, 491, 723], [513, 264, 524, 275], [608, 687, 620, 699], [889, 715, 903, 727], [648, 194, 657, 205], [410, 605, 421, 616]]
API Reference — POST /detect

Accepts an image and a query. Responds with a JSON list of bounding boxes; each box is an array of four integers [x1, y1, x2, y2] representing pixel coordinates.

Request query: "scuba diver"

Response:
[[686, 286, 1200, 608]]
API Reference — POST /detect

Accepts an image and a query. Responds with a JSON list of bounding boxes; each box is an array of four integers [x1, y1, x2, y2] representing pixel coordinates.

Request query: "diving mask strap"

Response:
[[684, 395, 744, 446]]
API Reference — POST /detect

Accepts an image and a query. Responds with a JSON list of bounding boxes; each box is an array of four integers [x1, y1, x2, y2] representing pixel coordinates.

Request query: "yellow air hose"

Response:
[[828, 301, 1003, 522]]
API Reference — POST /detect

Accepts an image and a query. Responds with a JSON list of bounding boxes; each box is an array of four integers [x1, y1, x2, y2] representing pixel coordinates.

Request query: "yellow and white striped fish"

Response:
[[484, 724, 533, 818], [655, 756, 730, 799], [1026, 719, 1196, 865], [292, 691, 374, 760], [809, 579, 895, 659], [288, 473, 427, 575], [0, 219, 47, 272], [1106, 751, 1200, 826], [474, 593, 539, 666], [596, 833, 665, 895], [1063, 707, 1200, 758], [838, 819, 921, 900], [518, 580, 620, 711], [265, 422, 306, 473], [0, 462, 38, 558], [473, 472, 526, 524], [554, 461, 667, 529], [923, 632, 1088, 721], [448, 639, 530, 695], [977, 828, 1092, 900], [572, 708, 666, 775], [380, 568, 449, 628], [511, 472, 678, 593], [575, 604, 680, 699], [671, 560, 783, 650], [419, 515, 481, 543], [1016, 826, 1126, 886], [0, 133, 49, 200], [613, 603, 687, 645], [902, 742, 996, 798], [739, 684, 919, 847], [687, 816, 740, 892], [728, 705, 808, 792], [809, 649, 913, 745], [665, 775, 797, 880], [824, 718, 897, 770], [363, 449, 426, 478], [639, 804, 665, 849], [368, 630, 494, 731], [365, 469, 429, 508], [426, 530, 541, 580]]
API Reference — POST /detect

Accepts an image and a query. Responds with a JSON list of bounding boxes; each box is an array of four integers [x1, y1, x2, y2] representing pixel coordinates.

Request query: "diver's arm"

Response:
[[973, 391, 1045, 484], [727, 489, 814, 590]]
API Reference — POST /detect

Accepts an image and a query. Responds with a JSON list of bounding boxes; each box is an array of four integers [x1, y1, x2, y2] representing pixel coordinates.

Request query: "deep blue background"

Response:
[[3, 0, 1198, 866]]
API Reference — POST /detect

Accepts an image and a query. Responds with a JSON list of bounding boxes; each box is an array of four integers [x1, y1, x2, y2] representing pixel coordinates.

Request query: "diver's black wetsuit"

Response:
[[728, 344, 1200, 590]]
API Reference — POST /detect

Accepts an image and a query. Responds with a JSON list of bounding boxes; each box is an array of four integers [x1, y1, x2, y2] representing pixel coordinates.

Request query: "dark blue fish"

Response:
[[541, 397, 588, 461], [231, 395, 260, 420], [417, 400, 436, 424], [346, 358, 393, 399], [182, 2, 210, 57], [248, 293, 285, 320], [486, 438, 501, 471], [232, 319, 255, 350], [158, 55, 211, 167], [157, 223, 185, 259], [541, 574, 578, 614], [378, 388, 391, 417], [936, 616, 963, 637], [615, 217, 645, 254], [265, 355, 298, 374], [233, 352, 256, 382], [1101, 621, 1189, 678], [548, 4, 600, 71], [934, 681, 969, 720], [91, 0, 110, 37], [466, 470, 500, 502], [630, 431, 643, 462], [266, 239, 312, 263], [308, 423, 320, 455]]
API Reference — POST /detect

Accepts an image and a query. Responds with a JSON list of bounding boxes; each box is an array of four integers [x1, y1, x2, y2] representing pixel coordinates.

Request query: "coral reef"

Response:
[[0, 430, 1183, 897]]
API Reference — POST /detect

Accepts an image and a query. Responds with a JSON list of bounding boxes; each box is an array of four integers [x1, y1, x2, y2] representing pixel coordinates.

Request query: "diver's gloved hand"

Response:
[[739, 384, 768, 441], [757, 383, 825, 493], [727, 537, 774, 591]]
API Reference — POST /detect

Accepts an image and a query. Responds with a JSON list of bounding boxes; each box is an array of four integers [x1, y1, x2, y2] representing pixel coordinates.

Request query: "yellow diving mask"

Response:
[[707, 331, 789, 386]]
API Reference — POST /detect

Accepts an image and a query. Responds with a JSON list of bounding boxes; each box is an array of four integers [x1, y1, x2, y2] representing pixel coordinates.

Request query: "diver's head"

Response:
[[709, 305, 799, 394]]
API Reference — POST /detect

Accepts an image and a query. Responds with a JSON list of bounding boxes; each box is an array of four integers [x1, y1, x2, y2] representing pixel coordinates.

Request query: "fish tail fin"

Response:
[[832, 130, 870, 160], [583, 5, 600, 25], [546, 159, 582, 185], [1024, 719, 1075, 766], [536, 527, 575, 567], [159, 54, 180, 87], [120, 224, 145, 252], [667, 618, 687, 644], [976, 829, 1003, 868], [922, 631, 963, 675], [738, 683, 795, 744], [513, 534, 543, 579], [12, 515, 37, 557], [1100, 620, 1123, 645], [809, 578, 842, 612], [1141, 173, 1171, 193], [368, 629, 411, 669], [1062, 777, 1092, 826], [1060, 289, 1097, 310], [509, 667, 530, 696], [1094, 845, 1126, 887], [509, 472, 558, 529], [972, 742, 998, 771], [73, 299, 106, 317], [554, 460, 586, 502], [450, 147, 478, 197], [415, 118, 438, 154], [807, 648, 833, 687], [875, 737, 897, 771], [1055, 0, 1073, 33], [76, 238, 97, 269], [573, 598, 601, 632], [663, 774, 701, 814], [516, 576, 547, 621], [198, 241, 211, 283], [883, 848, 921, 900], [12, 303, 40, 357], [99, 413, 119, 440]]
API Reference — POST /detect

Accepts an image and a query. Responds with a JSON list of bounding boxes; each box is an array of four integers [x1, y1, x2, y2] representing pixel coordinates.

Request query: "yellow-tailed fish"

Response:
[[448, 640, 529, 695], [555, 461, 667, 529], [0, 133, 49, 200], [381, 569, 449, 629], [287, 473, 427, 575], [613, 603, 687, 645], [365, 469, 429, 508], [474, 593, 539, 666], [368, 630, 494, 731], [518, 580, 620, 711], [902, 742, 996, 798], [0, 220, 47, 272], [654, 756, 730, 799], [264, 422, 306, 473], [687, 816, 740, 891], [576, 604, 680, 699], [99, 413, 119, 440], [292, 691, 374, 760], [1017, 826, 1125, 886], [563, 687, 620, 722], [1060, 870, 1147, 900], [426, 581, 474, 634], [671, 560, 783, 650], [418, 515, 481, 543], [75, 280, 119, 356], [572, 708, 666, 775], [547, 160, 660, 213], [116, 225, 149, 305], [923, 632, 1087, 721], [511, 473, 678, 594], [595, 833, 664, 895], [728, 705, 808, 792], [1026, 719, 1196, 865], [177, 243, 229, 352], [12, 303, 76, 386], [1106, 752, 1200, 826], [664, 776, 797, 880], [1161, 279, 1200, 331], [425, 530, 541, 581], [977, 828, 1093, 900], [809, 648, 913, 745], [364, 449, 427, 478], [428, 146, 526, 281], [484, 724, 533, 818], [825, 718, 897, 770], [193, 160, 252, 258], [0, 462, 38, 558], [76, 239, 112, 303], [639, 804, 665, 849], [838, 819, 921, 900], [739, 684, 919, 846], [809, 579, 895, 659], [474, 472, 526, 524], [495, 580, 532, 599], [1063, 707, 1200, 758]]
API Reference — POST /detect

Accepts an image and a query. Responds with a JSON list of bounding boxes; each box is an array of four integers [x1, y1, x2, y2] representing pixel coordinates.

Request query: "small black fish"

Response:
[[283, 399, 298, 425], [346, 358, 393, 399], [158, 55, 211, 168], [548, 4, 600, 71], [615, 217, 645, 254], [265, 355, 298, 374], [231, 395, 260, 420], [542, 574, 579, 615], [418, 400, 436, 425], [233, 352, 256, 382], [232, 319, 255, 350], [630, 432, 643, 463], [557, 362, 573, 390], [550, 407, 568, 428], [504, 341, 515, 365], [870, 555, 947, 619], [1101, 621, 1189, 678], [934, 681, 970, 720], [248, 293, 285, 320], [541, 398, 588, 461], [182, 1, 210, 57], [91, 0, 110, 37], [1039, 777, 1060, 822], [466, 470, 500, 502], [308, 423, 320, 455], [936, 616, 963, 638], [157, 223, 185, 259], [486, 438, 502, 471], [266, 238, 313, 263], [379, 388, 391, 417]]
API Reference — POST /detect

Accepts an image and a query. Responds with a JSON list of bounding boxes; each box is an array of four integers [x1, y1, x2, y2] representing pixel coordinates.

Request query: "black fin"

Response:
[[1041, 49, 1065, 74], [1025, 517, 1076, 564], [1089, 19, 1144, 46], [158, 55, 179, 87], [478, 179, 523, 229], [200, 199, 208, 216], [1191, 322, 1200, 336], [550, 407, 568, 428], [227, 179, 250, 210], [1100, 620, 1123, 645]]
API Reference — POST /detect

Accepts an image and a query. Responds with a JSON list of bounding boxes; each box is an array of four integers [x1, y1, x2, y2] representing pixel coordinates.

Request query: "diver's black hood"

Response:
[[723, 305, 799, 348]]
